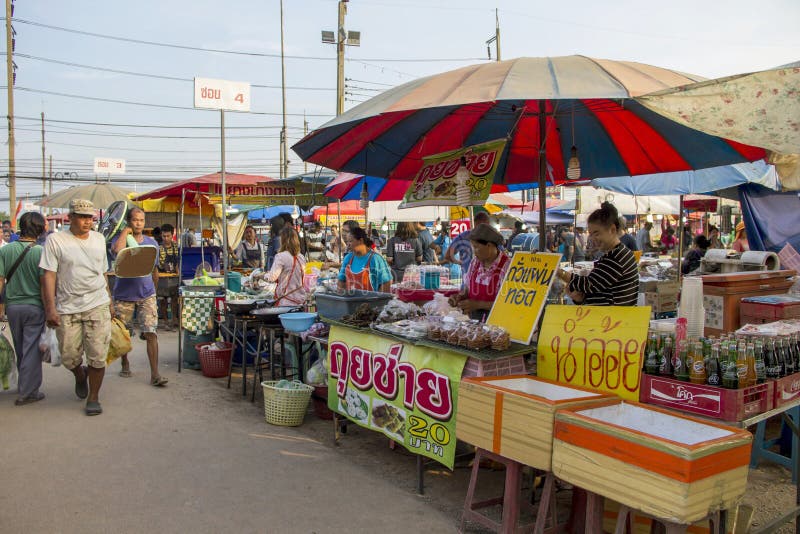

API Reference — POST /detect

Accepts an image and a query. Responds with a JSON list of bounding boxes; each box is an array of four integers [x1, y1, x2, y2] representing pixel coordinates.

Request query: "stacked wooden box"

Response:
[[456, 375, 614, 470], [551, 400, 752, 524]]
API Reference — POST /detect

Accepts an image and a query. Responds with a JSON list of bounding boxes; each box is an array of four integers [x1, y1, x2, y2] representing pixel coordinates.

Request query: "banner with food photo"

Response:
[[327, 326, 468, 468], [399, 139, 507, 208]]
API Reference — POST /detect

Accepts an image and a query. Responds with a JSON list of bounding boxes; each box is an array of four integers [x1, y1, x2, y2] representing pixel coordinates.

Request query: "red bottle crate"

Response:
[[639, 373, 773, 422], [772, 372, 800, 408]]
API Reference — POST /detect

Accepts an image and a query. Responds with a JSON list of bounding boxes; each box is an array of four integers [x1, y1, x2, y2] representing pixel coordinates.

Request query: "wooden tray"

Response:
[[456, 375, 614, 471], [552, 400, 752, 524]]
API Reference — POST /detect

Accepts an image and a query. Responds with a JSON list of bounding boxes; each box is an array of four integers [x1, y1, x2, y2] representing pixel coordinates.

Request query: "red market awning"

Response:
[[135, 172, 275, 201]]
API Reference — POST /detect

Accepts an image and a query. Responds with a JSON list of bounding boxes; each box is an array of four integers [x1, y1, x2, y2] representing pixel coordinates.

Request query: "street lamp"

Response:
[[321, 0, 360, 116]]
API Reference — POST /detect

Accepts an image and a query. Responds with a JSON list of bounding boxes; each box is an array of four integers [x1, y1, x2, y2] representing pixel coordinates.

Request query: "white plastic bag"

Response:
[[423, 292, 454, 316], [39, 327, 61, 367]]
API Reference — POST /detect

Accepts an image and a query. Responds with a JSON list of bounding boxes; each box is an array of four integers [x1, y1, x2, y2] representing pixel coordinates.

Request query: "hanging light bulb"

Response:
[[567, 146, 581, 180], [380, 216, 388, 232], [360, 181, 370, 209], [646, 213, 654, 223], [291, 205, 300, 220], [456, 156, 470, 206]]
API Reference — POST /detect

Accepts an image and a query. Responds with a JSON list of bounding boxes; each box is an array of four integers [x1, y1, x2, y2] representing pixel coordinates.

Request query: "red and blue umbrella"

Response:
[[293, 56, 765, 186], [323, 172, 532, 202]]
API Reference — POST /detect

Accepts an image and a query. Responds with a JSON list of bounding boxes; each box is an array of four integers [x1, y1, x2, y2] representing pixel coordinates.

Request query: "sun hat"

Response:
[[69, 199, 95, 216], [468, 223, 504, 246]]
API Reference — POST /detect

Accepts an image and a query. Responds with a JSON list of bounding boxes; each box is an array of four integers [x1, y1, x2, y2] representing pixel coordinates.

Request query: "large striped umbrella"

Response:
[[323, 172, 531, 202], [293, 56, 766, 247]]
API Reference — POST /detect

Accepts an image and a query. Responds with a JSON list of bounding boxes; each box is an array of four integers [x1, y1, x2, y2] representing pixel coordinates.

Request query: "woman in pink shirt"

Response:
[[265, 226, 307, 307]]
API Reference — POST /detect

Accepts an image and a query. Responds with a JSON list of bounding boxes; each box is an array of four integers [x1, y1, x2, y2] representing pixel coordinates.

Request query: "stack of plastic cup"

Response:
[[678, 277, 705, 338]]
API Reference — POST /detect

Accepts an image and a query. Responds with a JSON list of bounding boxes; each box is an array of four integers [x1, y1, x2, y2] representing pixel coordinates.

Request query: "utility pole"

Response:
[[303, 113, 309, 173], [279, 0, 289, 179], [486, 8, 501, 62], [322, 1, 358, 116], [41, 112, 46, 200], [336, 0, 347, 115], [48, 155, 52, 216], [495, 8, 501, 61], [5, 0, 16, 225]]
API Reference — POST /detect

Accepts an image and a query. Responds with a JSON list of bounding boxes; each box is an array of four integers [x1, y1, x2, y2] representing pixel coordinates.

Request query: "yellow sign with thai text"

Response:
[[537, 305, 651, 401], [486, 252, 561, 345]]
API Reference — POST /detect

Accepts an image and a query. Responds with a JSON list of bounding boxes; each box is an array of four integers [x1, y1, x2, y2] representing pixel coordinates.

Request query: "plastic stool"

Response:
[[460, 448, 558, 534], [749, 405, 800, 484]]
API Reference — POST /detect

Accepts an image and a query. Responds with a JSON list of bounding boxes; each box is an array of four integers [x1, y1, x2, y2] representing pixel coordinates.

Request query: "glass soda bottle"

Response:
[[783, 337, 796, 376], [754, 339, 767, 384], [765, 338, 781, 380], [776, 337, 787, 377], [744, 343, 757, 388], [675, 340, 690, 381], [658, 335, 673, 376], [736, 342, 748, 388], [690, 340, 707, 384], [644, 333, 659, 375], [706, 344, 721, 387], [722, 341, 739, 389]]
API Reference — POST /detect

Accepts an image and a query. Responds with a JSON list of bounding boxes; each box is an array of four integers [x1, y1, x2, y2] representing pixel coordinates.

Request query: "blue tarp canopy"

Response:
[[589, 161, 780, 197], [739, 184, 800, 253], [233, 205, 310, 221]]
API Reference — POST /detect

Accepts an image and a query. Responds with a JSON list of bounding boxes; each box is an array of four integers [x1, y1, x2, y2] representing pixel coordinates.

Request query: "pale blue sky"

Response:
[[3, 0, 798, 201]]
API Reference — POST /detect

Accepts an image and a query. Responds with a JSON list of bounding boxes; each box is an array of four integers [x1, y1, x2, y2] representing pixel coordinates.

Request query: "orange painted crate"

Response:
[[456, 375, 614, 471], [552, 400, 752, 524]]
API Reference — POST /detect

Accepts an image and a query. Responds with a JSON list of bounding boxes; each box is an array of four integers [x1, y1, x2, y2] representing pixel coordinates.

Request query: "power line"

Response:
[[15, 115, 305, 130], [10, 18, 487, 63], [14, 125, 304, 140], [14, 53, 338, 91], [6, 86, 334, 117]]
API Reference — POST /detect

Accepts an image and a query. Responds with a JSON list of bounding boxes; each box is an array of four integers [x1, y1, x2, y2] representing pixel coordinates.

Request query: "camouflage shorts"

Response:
[[114, 295, 158, 335], [56, 304, 112, 370]]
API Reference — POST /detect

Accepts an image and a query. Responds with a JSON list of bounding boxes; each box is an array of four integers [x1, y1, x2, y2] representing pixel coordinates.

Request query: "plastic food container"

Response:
[[314, 289, 393, 320], [279, 312, 318, 332]]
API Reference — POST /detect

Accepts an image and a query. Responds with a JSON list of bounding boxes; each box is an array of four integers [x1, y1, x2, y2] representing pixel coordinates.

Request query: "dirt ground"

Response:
[[2, 328, 797, 533]]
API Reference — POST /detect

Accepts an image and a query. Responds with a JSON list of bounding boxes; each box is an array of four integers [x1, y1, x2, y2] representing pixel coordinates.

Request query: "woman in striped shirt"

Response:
[[557, 202, 639, 306]]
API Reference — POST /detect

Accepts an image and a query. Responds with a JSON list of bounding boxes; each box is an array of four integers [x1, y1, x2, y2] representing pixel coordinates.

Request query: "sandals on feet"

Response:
[[151, 376, 169, 387], [118, 369, 132, 378], [85, 400, 103, 416]]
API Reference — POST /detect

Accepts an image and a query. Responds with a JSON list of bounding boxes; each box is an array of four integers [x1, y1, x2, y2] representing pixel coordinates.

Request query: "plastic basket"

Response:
[[261, 380, 314, 426], [196, 342, 233, 378]]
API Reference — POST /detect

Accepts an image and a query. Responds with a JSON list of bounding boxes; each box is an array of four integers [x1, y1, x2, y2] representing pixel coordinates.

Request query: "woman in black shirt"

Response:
[[557, 202, 639, 306]]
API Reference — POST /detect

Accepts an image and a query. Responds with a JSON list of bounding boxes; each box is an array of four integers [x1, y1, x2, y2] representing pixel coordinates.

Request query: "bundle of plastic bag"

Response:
[[305, 357, 328, 386], [106, 318, 132, 365], [0, 331, 17, 390], [39, 327, 61, 366], [423, 292, 454, 316]]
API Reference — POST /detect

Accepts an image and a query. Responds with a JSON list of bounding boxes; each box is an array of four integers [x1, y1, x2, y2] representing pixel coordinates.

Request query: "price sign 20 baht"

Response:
[[537, 305, 651, 400], [327, 326, 467, 468]]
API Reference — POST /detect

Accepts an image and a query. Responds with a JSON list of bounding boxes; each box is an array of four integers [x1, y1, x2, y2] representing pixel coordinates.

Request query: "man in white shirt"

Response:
[[636, 222, 653, 253], [40, 199, 112, 416]]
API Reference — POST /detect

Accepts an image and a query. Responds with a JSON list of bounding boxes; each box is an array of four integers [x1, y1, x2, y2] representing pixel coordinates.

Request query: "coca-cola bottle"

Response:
[[754, 339, 767, 384], [783, 337, 796, 376], [644, 333, 659, 375], [706, 344, 721, 387], [765, 338, 781, 380], [658, 335, 673, 376]]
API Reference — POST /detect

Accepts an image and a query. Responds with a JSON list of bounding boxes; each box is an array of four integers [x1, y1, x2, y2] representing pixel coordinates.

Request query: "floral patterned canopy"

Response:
[[636, 63, 800, 189]]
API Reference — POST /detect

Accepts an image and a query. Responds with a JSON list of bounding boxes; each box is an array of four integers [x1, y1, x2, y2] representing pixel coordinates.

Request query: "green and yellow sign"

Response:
[[328, 326, 467, 468], [400, 139, 507, 208]]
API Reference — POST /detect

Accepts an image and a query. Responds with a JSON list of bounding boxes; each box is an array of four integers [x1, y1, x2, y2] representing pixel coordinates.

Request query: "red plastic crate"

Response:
[[739, 313, 773, 326], [639, 373, 773, 422], [773, 372, 800, 407], [740, 295, 800, 323], [395, 288, 459, 303]]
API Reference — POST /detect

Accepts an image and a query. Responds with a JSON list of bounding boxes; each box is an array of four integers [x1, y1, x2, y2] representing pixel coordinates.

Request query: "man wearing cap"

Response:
[[40, 199, 112, 416], [449, 223, 511, 321]]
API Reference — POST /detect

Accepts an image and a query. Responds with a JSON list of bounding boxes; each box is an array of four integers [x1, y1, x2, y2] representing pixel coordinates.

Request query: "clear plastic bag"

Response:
[[39, 327, 61, 367], [423, 292, 454, 316], [305, 357, 328, 386], [0, 330, 16, 389]]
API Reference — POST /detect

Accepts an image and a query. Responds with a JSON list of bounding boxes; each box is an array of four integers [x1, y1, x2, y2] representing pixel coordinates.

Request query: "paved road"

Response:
[[0, 330, 456, 533]]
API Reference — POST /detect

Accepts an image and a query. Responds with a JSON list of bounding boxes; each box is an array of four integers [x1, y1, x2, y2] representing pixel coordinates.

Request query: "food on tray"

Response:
[[376, 299, 422, 323], [341, 303, 380, 327], [343, 389, 368, 420], [372, 403, 405, 437], [373, 319, 428, 339]]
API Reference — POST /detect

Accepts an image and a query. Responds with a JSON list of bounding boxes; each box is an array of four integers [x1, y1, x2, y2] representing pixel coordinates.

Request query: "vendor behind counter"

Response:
[[556, 201, 638, 306], [449, 223, 510, 321], [338, 227, 392, 293]]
